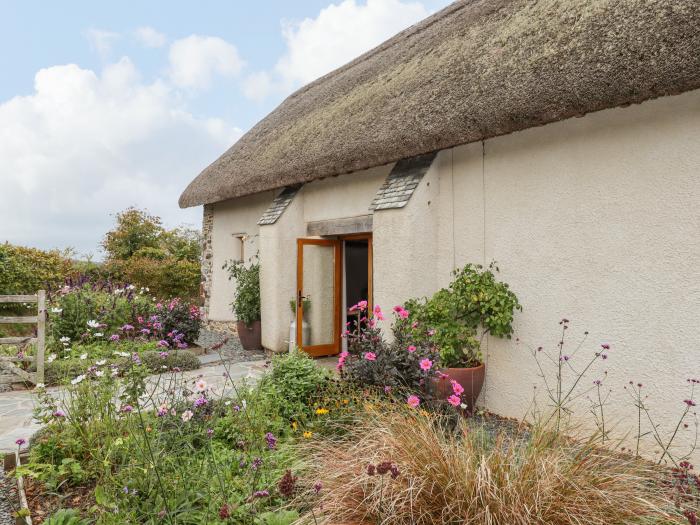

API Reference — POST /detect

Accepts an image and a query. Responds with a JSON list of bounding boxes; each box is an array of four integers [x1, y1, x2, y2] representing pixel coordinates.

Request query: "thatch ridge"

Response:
[[180, 0, 700, 208]]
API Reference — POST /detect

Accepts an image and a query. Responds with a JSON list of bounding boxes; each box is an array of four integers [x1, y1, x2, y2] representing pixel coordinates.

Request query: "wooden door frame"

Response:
[[296, 238, 342, 357], [338, 233, 373, 313]]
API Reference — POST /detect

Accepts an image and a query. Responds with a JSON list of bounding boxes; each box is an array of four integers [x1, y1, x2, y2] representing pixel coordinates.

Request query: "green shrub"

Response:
[[139, 349, 200, 373], [406, 263, 521, 367], [105, 256, 200, 302], [0, 242, 74, 296], [258, 349, 331, 422], [223, 259, 260, 325]]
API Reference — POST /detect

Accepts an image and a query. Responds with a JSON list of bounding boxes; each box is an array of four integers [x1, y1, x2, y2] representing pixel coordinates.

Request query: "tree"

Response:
[[102, 207, 163, 260]]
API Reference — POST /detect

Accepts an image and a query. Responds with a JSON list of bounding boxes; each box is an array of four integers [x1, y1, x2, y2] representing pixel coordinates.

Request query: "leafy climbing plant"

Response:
[[223, 257, 261, 326]]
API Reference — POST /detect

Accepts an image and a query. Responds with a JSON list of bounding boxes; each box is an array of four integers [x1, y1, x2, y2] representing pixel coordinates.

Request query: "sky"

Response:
[[0, 0, 451, 259]]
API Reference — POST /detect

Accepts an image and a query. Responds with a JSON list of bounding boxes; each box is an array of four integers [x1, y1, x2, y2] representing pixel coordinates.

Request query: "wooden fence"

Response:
[[0, 291, 45, 386]]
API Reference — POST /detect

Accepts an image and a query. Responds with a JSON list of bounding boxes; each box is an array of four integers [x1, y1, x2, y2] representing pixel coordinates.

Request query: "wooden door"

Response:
[[296, 238, 342, 356]]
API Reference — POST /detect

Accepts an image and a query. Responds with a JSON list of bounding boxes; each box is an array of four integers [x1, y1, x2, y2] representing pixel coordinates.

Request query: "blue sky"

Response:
[[0, 0, 450, 257]]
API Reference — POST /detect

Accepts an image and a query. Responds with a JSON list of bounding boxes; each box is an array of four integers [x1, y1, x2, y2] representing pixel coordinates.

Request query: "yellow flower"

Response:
[[342, 399, 349, 405], [291, 421, 298, 431], [303, 431, 313, 439], [315, 408, 329, 415]]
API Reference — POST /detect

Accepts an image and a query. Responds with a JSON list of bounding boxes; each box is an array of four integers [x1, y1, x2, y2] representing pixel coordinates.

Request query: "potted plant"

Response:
[[406, 263, 521, 410], [288, 297, 311, 352], [223, 258, 261, 350]]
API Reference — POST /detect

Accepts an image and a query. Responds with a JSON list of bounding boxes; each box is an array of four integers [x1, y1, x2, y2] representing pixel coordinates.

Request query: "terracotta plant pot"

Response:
[[432, 363, 486, 411], [236, 320, 262, 350]]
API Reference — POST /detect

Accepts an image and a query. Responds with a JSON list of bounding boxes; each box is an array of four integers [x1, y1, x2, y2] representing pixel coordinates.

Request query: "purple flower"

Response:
[[140, 328, 151, 335], [601, 343, 610, 350], [53, 409, 66, 418], [593, 380, 602, 386], [109, 334, 120, 341], [313, 481, 322, 494], [132, 353, 142, 365], [15, 438, 26, 447], [265, 432, 277, 450], [684, 399, 697, 407], [252, 490, 270, 498], [251, 457, 263, 470], [121, 405, 134, 413], [121, 324, 134, 331], [159, 351, 169, 358], [157, 340, 170, 348], [193, 397, 208, 408], [207, 428, 214, 437]]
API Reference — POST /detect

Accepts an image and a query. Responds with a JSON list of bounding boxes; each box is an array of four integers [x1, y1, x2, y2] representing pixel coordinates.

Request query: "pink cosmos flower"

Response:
[[419, 358, 433, 371], [407, 395, 420, 408], [427, 329, 436, 336], [195, 379, 208, 392], [447, 395, 461, 407], [407, 345, 416, 353], [364, 352, 377, 361], [451, 380, 464, 395], [373, 304, 385, 321]]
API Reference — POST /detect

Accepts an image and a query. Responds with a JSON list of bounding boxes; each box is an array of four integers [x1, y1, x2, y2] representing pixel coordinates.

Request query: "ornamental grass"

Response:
[[297, 403, 688, 525]]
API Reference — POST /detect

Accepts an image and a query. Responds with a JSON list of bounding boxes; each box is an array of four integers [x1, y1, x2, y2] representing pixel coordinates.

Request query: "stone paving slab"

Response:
[[0, 359, 268, 453]]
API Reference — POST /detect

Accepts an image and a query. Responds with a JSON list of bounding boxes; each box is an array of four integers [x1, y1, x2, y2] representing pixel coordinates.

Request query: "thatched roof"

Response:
[[179, 0, 700, 208]]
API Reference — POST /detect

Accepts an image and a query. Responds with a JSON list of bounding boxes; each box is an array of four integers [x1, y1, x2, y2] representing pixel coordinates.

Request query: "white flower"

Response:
[[95, 359, 106, 366], [195, 379, 208, 392], [127, 284, 135, 290], [59, 336, 71, 343], [145, 287, 150, 292], [47, 354, 56, 363], [79, 353, 88, 360], [94, 333, 103, 338], [460, 403, 468, 410], [71, 374, 86, 385], [50, 308, 63, 313], [34, 383, 45, 389], [111, 368, 119, 377], [113, 288, 123, 295], [181, 410, 194, 422], [224, 400, 232, 406], [87, 320, 100, 329], [95, 370, 104, 377], [241, 399, 247, 410], [113, 351, 130, 358]]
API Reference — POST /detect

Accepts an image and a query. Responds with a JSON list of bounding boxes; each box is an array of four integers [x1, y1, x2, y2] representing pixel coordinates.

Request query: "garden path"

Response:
[[0, 359, 268, 454]]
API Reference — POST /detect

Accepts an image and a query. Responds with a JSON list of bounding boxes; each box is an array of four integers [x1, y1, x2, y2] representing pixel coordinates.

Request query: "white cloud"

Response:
[[134, 26, 167, 48], [168, 35, 245, 89], [242, 71, 274, 103], [241, 0, 429, 100], [85, 28, 120, 59], [0, 58, 241, 256]]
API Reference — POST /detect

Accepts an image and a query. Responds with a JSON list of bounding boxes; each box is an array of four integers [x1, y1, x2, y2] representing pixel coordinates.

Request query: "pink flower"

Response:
[[373, 305, 385, 321], [393, 305, 409, 319], [407, 345, 417, 353], [451, 380, 464, 395], [411, 321, 419, 329], [419, 358, 433, 371], [364, 352, 377, 361], [336, 355, 346, 370], [427, 329, 436, 336], [447, 395, 461, 407], [407, 395, 420, 408]]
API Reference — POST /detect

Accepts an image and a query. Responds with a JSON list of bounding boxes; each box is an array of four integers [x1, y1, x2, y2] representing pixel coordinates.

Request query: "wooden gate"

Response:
[[0, 291, 45, 386]]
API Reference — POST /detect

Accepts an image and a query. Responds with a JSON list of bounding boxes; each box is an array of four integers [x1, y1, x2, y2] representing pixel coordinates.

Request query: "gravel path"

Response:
[[0, 462, 17, 525], [196, 328, 266, 365]]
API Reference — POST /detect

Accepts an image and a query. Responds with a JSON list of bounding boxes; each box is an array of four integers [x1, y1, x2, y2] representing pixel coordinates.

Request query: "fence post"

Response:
[[36, 290, 46, 385]]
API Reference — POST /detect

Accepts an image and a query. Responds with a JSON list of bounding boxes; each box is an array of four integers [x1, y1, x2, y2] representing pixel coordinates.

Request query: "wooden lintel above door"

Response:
[[306, 214, 372, 237]]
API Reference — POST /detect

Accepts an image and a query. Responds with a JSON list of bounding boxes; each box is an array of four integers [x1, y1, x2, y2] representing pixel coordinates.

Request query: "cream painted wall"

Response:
[[423, 88, 700, 462], [208, 191, 275, 321]]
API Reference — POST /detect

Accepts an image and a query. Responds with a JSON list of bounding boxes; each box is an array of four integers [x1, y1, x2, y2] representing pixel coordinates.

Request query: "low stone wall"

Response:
[[203, 320, 238, 335]]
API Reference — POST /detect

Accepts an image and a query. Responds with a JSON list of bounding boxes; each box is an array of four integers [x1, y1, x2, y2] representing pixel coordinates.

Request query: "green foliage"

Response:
[[42, 509, 90, 525], [224, 259, 261, 325], [102, 207, 163, 260], [406, 263, 521, 367], [48, 284, 155, 346], [258, 350, 331, 422], [256, 510, 300, 525], [101, 207, 202, 301], [0, 242, 75, 296], [139, 349, 200, 373]]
